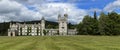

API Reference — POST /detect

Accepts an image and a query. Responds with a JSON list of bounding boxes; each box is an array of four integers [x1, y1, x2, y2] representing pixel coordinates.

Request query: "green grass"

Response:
[[0, 35, 120, 50]]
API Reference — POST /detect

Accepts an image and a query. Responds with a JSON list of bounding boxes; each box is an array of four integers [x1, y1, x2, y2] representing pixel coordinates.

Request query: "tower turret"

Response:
[[64, 13, 68, 18], [58, 14, 68, 35], [41, 16, 45, 36], [10, 22, 12, 28], [64, 13, 68, 21], [58, 14, 61, 21]]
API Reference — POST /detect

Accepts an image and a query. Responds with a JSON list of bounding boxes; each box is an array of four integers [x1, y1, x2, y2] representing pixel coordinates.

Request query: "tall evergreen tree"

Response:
[[92, 11, 99, 35], [94, 11, 97, 20]]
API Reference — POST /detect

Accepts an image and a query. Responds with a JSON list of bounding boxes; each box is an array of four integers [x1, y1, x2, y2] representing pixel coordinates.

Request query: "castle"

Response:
[[8, 14, 77, 36]]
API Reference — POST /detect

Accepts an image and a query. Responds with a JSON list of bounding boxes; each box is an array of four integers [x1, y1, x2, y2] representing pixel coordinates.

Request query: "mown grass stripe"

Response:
[[0, 36, 120, 50], [0, 37, 30, 50]]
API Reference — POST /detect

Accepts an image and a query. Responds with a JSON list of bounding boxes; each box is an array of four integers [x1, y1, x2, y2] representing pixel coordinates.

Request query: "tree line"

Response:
[[77, 11, 120, 35]]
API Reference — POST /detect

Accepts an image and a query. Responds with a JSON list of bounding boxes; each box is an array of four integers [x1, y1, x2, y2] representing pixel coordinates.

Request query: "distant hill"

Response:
[[0, 20, 76, 36]]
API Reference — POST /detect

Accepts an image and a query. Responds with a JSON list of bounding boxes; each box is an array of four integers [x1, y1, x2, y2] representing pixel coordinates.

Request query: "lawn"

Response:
[[0, 35, 120, 50]]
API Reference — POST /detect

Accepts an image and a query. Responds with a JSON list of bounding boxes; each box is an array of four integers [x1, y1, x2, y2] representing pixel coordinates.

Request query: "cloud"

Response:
[[0, 0, 88, 24], [37, 3, 88, 24], [104, 0, 120, 12], [0, 0, 42, 22], [12, 0, 84, 4]]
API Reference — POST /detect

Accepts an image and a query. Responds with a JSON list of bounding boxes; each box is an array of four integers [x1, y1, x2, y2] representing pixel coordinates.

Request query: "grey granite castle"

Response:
[[8, 14, 77, 36]]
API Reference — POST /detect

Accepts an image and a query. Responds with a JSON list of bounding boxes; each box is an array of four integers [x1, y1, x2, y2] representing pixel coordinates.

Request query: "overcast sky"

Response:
[[0, 0, 120, 24]]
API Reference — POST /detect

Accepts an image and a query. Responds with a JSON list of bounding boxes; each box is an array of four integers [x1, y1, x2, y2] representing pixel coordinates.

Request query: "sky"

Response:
[[0, 0, 120, 24]]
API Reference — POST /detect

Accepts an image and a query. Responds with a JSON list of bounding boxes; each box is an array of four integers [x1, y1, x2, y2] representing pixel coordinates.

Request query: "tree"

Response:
[[99, 12, 109, 35], [77, 15, 93, 35], [99, 12, 120, 35], [92, 11, 99, 35], [94, 11, 97, 20], [77, 11, 120, 36], [77, 14, 99, 35], [108, 12, 120, 35], [77, 22, 84, 35]]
